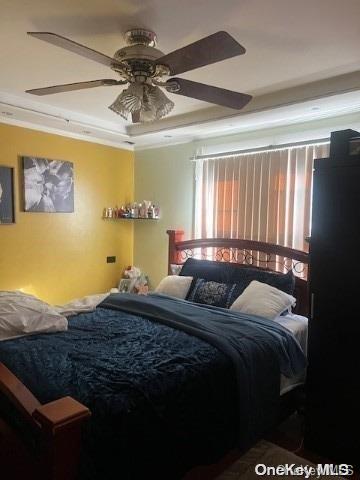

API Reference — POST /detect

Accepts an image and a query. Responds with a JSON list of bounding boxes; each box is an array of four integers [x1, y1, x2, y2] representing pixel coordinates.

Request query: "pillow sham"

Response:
[[180, 258, 295, 295], [186, 278, 238, 308], [180, 258, 232, 282], [230, 280, 296, 320], [0, 290, 68, 341], [155, 275, 193, 299]]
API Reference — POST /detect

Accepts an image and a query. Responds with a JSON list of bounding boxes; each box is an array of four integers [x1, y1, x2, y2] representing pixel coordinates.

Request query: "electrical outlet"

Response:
[[107, 256, 116, 263]]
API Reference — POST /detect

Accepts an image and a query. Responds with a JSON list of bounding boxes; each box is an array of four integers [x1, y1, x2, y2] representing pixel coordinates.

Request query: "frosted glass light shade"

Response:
[[109, 83, 174, 122]]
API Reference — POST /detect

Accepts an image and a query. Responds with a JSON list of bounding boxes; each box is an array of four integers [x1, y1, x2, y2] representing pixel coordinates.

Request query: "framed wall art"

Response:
[[22, 156, 74, 213], [0, 166, 15, 224]]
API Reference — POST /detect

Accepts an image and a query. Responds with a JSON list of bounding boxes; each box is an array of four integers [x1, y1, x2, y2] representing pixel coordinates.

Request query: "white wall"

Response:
[[134, 143, 195, 288]]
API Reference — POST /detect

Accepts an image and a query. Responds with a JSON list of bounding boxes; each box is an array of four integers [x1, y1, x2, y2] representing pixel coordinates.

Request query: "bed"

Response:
[[167, 230, 309, 398], [0, 231, 309, 480]]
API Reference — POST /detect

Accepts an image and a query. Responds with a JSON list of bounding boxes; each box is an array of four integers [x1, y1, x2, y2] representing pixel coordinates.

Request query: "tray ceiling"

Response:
[[1, 0, 360, 148]]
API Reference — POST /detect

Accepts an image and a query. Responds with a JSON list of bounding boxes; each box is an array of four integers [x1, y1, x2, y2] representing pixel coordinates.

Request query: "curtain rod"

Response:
[[194, 137, 330, 161]]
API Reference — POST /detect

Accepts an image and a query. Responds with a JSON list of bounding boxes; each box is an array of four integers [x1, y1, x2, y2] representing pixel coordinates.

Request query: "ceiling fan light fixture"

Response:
[[108, 83, 143, 120], [109, 83, 174, 122], [27, 30, 251, 124], [143, 85, 174, 121]]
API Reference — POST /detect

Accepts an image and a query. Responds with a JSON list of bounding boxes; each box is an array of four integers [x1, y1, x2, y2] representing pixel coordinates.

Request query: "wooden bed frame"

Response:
[[0, 232, 309, 479], [166, 230, 310, 423], [167, 230, 309, 317], [0, 362, 90, 479]]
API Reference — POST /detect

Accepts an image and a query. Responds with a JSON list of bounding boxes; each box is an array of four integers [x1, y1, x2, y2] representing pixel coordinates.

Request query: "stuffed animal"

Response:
[[122, 266, 148, 294]]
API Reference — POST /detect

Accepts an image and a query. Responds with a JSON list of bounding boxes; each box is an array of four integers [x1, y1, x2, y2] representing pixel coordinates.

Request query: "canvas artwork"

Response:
[[22, 156, 74, 212], [0, 166, 15, 224]]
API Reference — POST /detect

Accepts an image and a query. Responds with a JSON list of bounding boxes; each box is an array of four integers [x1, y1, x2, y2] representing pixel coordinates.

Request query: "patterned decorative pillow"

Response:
[[186, 279, 238, 308]]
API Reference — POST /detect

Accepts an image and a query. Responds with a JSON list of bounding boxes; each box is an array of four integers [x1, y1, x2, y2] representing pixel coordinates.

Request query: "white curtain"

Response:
[[194, 143, 329, 252]]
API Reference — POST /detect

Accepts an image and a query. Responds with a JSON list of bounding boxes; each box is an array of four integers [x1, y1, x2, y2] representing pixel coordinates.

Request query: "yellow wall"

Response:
[[0, 123, 134, 304]]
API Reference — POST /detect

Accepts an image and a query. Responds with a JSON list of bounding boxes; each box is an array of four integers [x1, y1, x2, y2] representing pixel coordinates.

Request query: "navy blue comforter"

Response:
[[0, 293, 306, 479]]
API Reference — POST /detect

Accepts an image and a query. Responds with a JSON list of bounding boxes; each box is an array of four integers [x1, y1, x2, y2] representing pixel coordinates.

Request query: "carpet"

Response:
[[215, 440, 345, 479]]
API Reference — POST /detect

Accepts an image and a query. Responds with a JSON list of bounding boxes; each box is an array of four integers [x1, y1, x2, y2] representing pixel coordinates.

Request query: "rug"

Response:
[[215, 440, 346, 479]]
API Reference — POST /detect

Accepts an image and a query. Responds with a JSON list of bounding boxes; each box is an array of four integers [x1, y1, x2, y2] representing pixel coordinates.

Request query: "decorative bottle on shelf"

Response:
[[143, 200, 151, 217], [134, 203, 139, 218], [130, 203, 139, 218], [154, 205, 160, 218], [139, 202, 147, 218], [148, 205, 154, 218], [124, 204, 131, 218]]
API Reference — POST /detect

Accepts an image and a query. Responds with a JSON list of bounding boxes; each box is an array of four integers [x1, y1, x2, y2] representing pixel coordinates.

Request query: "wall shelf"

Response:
[[102, 217, 159, 220], [103, 203, 160, 220]]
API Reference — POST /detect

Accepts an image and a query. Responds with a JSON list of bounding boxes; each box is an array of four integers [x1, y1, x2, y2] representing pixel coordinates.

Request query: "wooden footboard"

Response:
[[0, 362, 91, 480]]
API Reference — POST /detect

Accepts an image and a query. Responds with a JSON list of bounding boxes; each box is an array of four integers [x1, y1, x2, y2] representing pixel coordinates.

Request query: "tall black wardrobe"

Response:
[[305, 129, 360, 467]]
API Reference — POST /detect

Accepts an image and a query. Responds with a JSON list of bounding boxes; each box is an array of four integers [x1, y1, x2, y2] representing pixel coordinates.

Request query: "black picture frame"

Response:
[[22, 156, 74, 213], [0, 166, 15, 225]]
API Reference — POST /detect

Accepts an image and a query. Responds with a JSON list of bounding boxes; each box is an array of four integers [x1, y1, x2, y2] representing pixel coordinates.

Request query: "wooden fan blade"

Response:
[[26, 79, 122, 96], [27, 32, 120, 68], [132, 111, 140, 123], [156, 31, 246, 75], [167, 78, 252, 110]]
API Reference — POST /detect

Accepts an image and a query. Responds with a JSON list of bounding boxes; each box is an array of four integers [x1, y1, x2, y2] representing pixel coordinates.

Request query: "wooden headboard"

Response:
[[167, 230, 309, 317]]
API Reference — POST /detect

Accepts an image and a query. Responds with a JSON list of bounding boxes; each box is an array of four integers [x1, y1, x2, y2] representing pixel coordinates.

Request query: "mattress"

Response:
[[277, 312, 308, 395]]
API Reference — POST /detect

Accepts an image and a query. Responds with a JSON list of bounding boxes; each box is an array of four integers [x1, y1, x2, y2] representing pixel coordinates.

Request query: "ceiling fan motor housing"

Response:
[[113, 44, 165, 63], [111, 29, 169, 82]]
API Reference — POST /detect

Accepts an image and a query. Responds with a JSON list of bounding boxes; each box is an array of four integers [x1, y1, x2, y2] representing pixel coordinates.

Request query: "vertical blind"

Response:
[[194, 143, 329, 252]]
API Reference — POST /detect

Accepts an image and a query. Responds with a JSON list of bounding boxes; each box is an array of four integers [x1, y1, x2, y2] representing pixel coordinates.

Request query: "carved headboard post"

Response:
[[166, 230, 184, 274]]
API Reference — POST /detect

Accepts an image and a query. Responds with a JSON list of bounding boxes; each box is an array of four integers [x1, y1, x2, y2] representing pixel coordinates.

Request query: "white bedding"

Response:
[[55, 293, 109, 317], [0, 291, 108, 341], [0, 291, 68, 341], [276, 312, 308, 395]]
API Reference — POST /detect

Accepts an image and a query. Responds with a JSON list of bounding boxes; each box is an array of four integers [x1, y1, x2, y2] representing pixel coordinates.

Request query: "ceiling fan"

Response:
[[26, 29, 252, 123]]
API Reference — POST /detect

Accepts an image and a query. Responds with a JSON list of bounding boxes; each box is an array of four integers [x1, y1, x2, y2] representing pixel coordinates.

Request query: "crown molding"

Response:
[[135, 138, 195, 152], [0, 116, 134, 150], [0, 92, 133, 150]]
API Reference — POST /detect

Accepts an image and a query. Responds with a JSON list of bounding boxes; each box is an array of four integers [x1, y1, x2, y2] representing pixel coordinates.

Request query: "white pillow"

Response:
[[155, 275, 193, 299], [230, 280, 296, 320], [0, 291, 68, 341]]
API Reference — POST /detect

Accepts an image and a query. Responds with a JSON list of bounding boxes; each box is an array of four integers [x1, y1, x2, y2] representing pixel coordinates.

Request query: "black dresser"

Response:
[[305, 129, 360, 467]]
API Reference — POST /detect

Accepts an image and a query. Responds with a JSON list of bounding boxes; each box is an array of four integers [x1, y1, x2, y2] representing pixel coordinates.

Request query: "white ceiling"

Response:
[[1, 0, 360, 149]]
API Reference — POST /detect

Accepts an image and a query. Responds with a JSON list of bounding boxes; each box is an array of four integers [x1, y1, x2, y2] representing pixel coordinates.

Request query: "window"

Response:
[[194, 143, 329, 252]]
